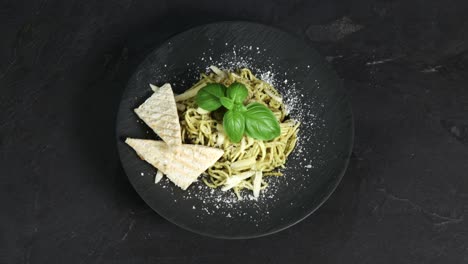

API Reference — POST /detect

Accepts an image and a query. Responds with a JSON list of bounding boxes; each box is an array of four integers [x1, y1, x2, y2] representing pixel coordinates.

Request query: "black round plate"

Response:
[[116, 22, 353, 239]]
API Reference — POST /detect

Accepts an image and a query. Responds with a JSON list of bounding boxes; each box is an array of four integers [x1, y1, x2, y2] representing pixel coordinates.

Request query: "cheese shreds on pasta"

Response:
[[176, 67, 300, 199]]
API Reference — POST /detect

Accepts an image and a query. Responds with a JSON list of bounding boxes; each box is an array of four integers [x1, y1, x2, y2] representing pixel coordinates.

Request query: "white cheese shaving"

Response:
[[253, 171, 262, 198], [176, 103, 186, 111], [196, 107, 210, 114], [231, 157, 256, 171], [216, 132, 225, 147], [209, 65, 227, 78], [221, 171, 256, 191], [149, 83, 159, 92], [155, 170, 164, 183], [174, 82, 206, 102]]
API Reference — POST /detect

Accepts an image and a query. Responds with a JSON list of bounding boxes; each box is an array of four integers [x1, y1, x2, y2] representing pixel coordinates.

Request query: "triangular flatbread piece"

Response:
[[134, 84, 181, 147], [125, 138, 224, 190]]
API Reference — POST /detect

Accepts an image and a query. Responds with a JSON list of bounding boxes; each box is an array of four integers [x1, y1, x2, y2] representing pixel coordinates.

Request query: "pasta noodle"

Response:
[[176, 67, 299, 198]]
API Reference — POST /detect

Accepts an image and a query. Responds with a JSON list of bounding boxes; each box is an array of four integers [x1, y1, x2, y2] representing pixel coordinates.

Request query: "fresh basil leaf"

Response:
[[223, 110, 245, 143], [232, 103, 247, 113], [227, 82, 249, 104], [196, 83, 226, 111], [220, 97, 234, 110], [244, 102, 281, 141]]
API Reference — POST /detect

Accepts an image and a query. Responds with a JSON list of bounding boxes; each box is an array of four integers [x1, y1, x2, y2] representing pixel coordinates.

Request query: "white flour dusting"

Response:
[[140, 43, 328, 220]]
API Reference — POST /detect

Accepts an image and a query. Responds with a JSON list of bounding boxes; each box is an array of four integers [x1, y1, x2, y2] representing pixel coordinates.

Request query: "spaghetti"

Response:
[[175, 67, 299, 198]]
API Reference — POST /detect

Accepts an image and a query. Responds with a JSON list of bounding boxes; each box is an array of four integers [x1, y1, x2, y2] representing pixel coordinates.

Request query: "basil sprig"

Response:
[[195, 83, 226, 111], [196, 82, 281, 143]]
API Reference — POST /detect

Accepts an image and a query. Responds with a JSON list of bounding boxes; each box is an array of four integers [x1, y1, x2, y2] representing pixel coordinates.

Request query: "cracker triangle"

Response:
[[125, 138, 224, 190], [134, 84, 181, 147]]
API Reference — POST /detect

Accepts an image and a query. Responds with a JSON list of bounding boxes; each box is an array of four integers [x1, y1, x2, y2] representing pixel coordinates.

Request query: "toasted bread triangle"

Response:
[[125, 138, 224, 190], [134, 84, 181, 147]]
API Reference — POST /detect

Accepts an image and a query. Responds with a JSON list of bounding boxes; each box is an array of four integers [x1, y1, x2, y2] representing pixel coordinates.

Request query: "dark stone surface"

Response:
[[1, 0, 467, 263]]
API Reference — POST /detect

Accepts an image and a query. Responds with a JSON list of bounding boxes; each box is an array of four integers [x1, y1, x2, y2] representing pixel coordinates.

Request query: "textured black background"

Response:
[[1, 0, 468, 263]]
